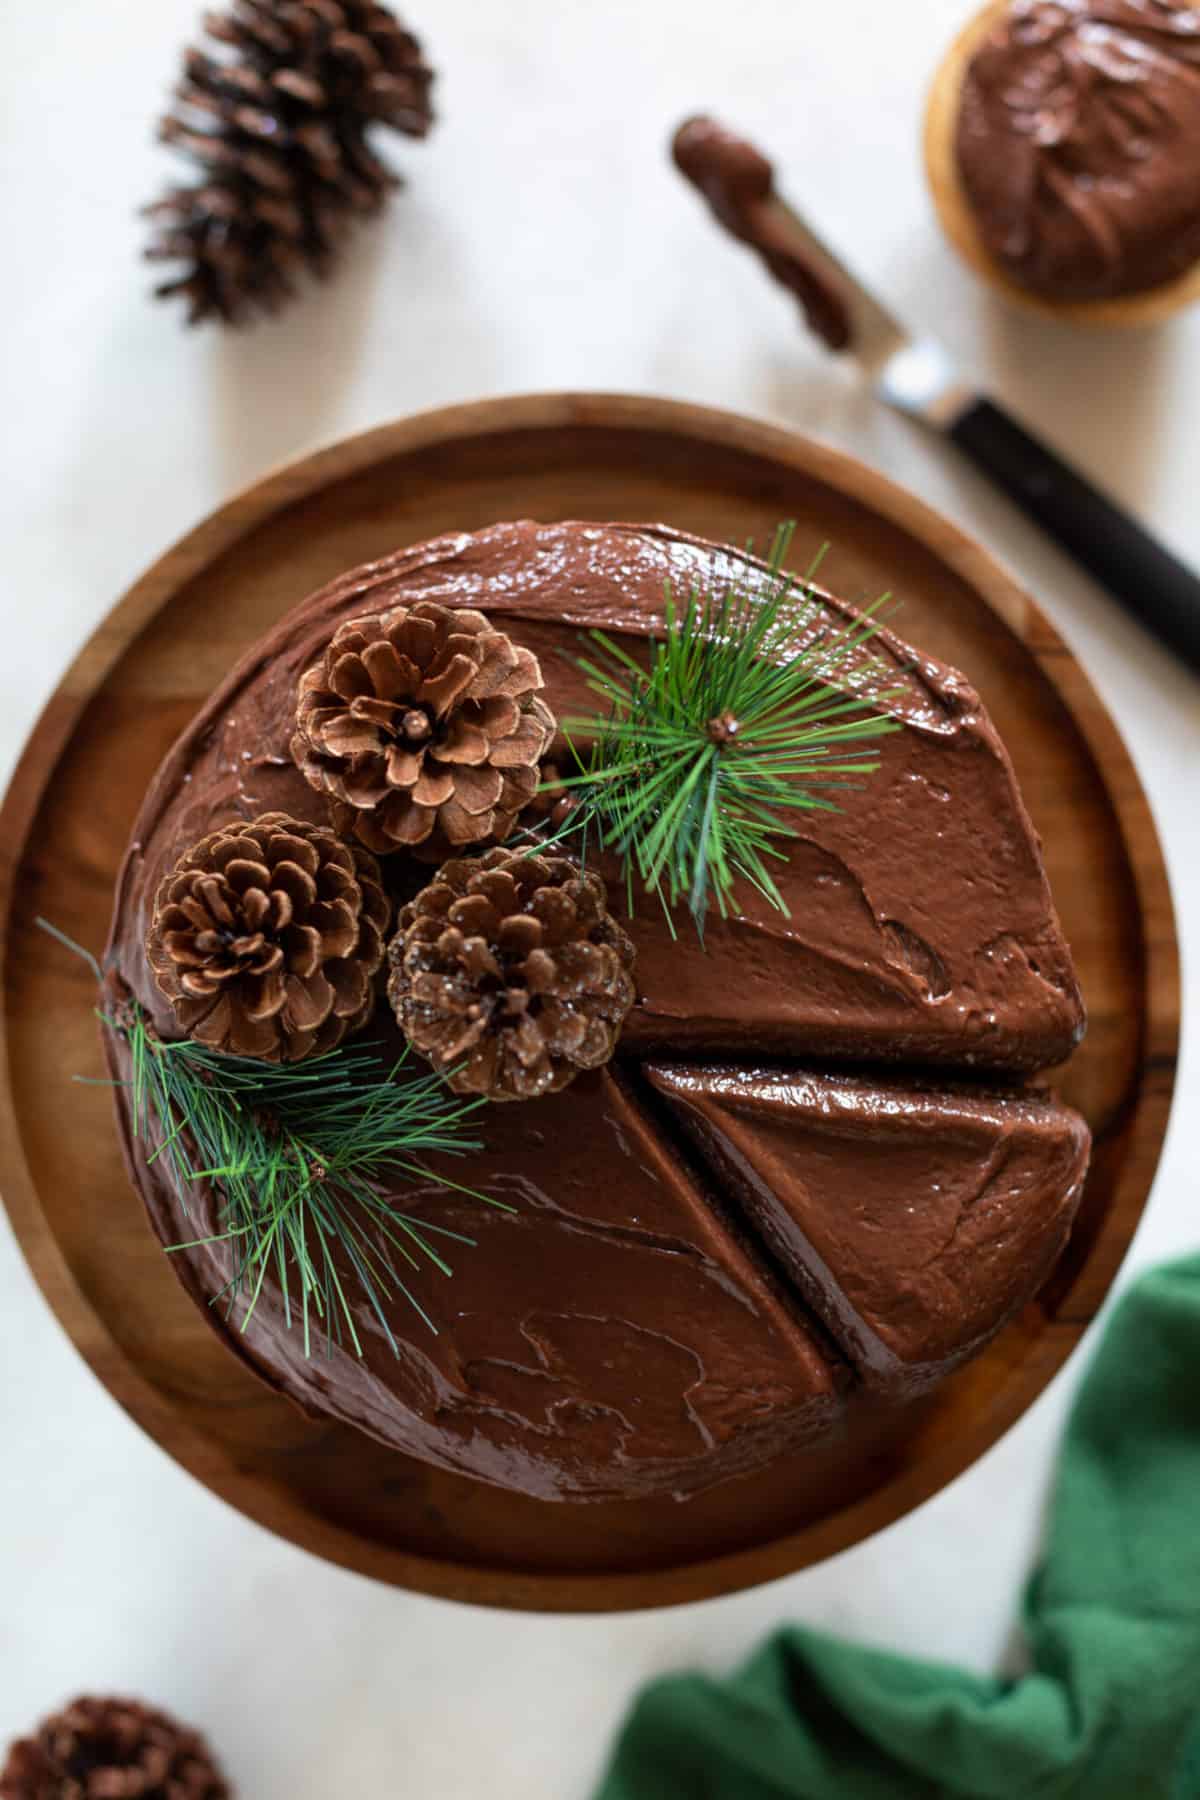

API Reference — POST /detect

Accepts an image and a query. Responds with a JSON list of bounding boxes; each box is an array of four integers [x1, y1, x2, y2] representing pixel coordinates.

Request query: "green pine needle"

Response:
[[543, 524, 903, 935], [37, 921, 503, 1361], [117, 1007, 501, 1358]]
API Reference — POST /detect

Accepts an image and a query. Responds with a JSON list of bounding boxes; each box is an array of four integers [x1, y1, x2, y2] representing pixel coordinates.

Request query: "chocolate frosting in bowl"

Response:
[[105, 519, 1088, 1503], [955, 0, 1200, 300]]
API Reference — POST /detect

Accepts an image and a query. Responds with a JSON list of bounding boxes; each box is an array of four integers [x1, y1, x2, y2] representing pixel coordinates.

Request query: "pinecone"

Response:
[[291, 602, 556, 856], [146, 811, 390, 1062], [145, 0, 435, 325], [0, 1695, 229, 1800], [387, 849, 636, 1101], [525, 760, 582, 832]]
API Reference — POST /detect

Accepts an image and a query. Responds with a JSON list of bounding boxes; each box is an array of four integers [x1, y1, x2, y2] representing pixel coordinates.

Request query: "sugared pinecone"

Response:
[[387, 848, 636, 1101], [291, 602, 556, 857], [146, 811, 390, 1062], [0, 1695, 229, 1800], [145, 0, 435, 325]]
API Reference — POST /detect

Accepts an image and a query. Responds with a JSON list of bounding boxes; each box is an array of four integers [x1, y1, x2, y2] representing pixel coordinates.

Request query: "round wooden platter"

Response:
[[0, 394, 1178, 1613]]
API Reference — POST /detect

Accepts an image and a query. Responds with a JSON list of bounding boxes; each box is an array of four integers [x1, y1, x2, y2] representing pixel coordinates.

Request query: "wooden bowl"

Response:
[[0, 394, 1177, 1612]]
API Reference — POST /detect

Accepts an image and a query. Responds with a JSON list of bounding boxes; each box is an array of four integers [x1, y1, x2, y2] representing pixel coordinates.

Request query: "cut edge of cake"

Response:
[[645, 1060, 1091, 1395]]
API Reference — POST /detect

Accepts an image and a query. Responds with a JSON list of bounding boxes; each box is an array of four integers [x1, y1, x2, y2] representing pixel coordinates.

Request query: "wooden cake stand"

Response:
[[0, 395, 1178, 1611]]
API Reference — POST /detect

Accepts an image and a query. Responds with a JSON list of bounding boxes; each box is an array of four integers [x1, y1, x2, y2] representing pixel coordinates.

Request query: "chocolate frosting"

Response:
[[106, 519, 1087, 1501], [648, 1063, 1090, 1395], [672, 117, 854, 348], [956, 0, 1200, 300], [110, 521, 1084, 1072], [108, 1038, 843, 1500]]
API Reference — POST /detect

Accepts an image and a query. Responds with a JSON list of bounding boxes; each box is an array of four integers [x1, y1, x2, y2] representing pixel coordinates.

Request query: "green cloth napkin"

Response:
[[597, 1254, 1200, 1800]]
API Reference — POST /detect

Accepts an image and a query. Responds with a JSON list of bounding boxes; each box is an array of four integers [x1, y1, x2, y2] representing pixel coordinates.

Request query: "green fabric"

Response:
[[597, 1255, 1200, 1800]]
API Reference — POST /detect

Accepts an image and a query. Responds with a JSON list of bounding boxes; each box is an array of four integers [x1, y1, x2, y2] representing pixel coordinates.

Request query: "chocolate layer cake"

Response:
[[105, 520, 1089, 1503]]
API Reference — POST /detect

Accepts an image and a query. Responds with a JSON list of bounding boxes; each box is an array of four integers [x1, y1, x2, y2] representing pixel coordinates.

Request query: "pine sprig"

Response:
[[118, 1006, 499, 1358], [545, 525, 903, 934], [38, 919, 502, 1361]]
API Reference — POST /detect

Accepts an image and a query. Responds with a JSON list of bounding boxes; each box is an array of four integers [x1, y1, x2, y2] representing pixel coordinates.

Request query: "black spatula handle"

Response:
[[948, 398, 1200, 672]]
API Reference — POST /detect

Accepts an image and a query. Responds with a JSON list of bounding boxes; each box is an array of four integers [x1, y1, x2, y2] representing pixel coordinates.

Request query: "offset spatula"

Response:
[[672, 116, 1200, 673]]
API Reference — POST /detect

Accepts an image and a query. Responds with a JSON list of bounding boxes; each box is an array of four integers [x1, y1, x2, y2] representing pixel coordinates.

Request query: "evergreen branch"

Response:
[[541, 525, 904, 935], [119, 1007, 501, 1358], [37, 918, 502, 1361]]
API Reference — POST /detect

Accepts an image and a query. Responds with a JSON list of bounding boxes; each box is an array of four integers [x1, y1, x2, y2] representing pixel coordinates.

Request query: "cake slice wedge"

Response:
[[646, 1062, 1090, 1395]]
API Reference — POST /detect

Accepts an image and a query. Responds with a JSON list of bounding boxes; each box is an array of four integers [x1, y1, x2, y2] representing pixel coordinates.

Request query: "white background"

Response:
[[1, 2, 1196, 1793]]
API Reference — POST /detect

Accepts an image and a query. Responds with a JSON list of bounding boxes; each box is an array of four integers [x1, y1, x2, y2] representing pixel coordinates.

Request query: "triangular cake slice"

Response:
[[647, 1062, 1090, 1394], [115, 1036, 844, 1501]]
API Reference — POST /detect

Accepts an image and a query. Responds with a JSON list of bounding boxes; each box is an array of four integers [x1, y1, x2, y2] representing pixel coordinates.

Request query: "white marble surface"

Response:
[[1, 0, 1196, 1791]]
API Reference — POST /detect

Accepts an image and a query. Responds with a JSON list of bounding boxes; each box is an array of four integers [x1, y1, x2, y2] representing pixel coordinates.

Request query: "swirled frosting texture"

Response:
[[105, 520, 1088, 1502], [955, 0, 1200, 299]]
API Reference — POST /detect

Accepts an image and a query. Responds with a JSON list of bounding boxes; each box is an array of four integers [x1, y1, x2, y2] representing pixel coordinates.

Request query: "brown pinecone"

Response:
[[146, 811, 390, 1062], [145, 0, 434, 325], [291, 601, 557, 856], [387, 848, 636, 1101], [524, 760, 583, 833], [0, 1695, 229, 1800]]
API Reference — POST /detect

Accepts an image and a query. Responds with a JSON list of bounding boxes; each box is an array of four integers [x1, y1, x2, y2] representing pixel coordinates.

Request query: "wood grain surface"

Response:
[[0, 393, 1178, 1611]]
